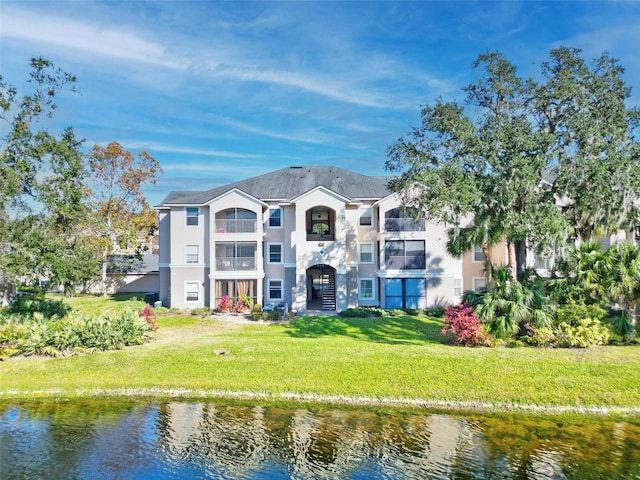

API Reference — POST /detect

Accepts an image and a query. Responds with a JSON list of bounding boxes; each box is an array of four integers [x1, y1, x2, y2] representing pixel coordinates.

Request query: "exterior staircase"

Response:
[[322, 270, 336, 310]]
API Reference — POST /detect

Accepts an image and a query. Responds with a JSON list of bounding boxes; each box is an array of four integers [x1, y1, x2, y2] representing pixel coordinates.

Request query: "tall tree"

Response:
[[386, 52, 564, 278], [83, 142, 162, 296], [0, 58, 94, 300], [387, 48, 639, 278], [533, 47, 640, 241]]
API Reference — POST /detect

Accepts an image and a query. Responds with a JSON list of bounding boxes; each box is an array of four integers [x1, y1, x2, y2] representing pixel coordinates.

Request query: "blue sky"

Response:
[[2, 1, 640, 206]]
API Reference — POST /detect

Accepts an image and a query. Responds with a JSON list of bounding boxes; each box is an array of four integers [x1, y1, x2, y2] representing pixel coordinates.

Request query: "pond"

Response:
[[1, 400, 639, 479]]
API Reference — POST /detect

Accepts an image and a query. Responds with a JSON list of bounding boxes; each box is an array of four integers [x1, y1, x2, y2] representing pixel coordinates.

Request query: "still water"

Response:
[[1, 400, 639, 479]]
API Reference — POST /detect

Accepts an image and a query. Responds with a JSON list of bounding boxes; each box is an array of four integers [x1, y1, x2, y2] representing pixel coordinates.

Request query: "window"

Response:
[[268, 243, 282, 263], [473, 278, 487, 292], [186, 245, 199, 264], [405, 278, 426, 309], [185, 281, 200, 302], [359, 243, 374, 263], [385, 240, 426, 269], [385, 278, 403, 309], [268, 279, 283, 300], [454, 278, 462, 297], [359, 210, 372, 226], [268, 208, 282, 228], [306, 207, 334, 240], [385, 207, 424, 232], [473, 245, 484, 262], [359, 278, 374, 300], [384, 278, 426, 309], [186, 207, 199, 226]]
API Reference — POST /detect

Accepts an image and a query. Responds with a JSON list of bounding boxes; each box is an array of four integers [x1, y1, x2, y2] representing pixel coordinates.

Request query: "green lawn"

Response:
[[1, 295, 639, 414]]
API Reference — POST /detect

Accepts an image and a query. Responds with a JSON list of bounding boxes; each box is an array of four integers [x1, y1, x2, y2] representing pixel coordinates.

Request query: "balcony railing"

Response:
[[385, 218, 425, 232], [385, 255, 426, 270], [306, 233, 335, 241], [215, 219, 256, 233], [216, 256, 257, 271]]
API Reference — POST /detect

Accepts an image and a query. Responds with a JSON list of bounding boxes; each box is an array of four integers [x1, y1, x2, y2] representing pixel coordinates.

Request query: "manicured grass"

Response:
[[1, 295, 639, 413], [47, 293, 148, 315]]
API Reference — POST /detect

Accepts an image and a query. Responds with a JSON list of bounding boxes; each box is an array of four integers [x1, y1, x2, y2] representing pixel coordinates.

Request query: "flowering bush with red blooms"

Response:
[[441, 304, 490, 346], [218, 295, 233, 313], [234, 298, 248, 313], [139, 304, 158, 331]]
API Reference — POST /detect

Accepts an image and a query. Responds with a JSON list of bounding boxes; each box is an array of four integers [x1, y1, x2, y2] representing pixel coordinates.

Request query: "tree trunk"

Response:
[[507, 242, 516, 277], [0, 269, 13, 307], [515, 239, 527, 280], [626, 301, 637, 343], [482, 245, 493, 284], [101, 248, 108, 298]]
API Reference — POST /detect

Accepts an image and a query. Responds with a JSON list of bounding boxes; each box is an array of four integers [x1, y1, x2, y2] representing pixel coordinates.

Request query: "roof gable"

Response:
[[204, 187, 267, 208], [289, 185, 353, 204]]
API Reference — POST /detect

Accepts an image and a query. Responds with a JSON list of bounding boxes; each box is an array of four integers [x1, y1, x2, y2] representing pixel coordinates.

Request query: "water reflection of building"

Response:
[[158, 402, 489, 479], [161, 402, 271, 478]]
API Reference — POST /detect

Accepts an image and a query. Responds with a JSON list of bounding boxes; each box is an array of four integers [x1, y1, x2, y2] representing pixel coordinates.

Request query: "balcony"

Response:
[[216, 256, 257, 271], [385, 218, 425, 232], [385, 255, 426, 270], [215, 219, 257, 233]]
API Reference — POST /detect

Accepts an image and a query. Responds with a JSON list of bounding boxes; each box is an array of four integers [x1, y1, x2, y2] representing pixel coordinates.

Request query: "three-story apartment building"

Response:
[[156, 166, 463, 313]]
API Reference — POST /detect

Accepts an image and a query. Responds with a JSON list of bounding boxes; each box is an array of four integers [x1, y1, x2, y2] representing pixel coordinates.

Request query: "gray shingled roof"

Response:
[[158, 166, 393, 205]]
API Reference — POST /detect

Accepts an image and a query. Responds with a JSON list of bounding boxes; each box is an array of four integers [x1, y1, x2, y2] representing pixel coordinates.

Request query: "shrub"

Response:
[[611, 311, 634, 339], [7, 297, 71, 319], [555, 302, 606, 325], [190, 307, 210, 318], [266, 310, 280, 321], [424, 305, 445, 318], [441, 304, 491, 347], [339, 307, 385, 318], [218, 295, 233, 313], [554, 319, 610, 348], [140, 305, 158, 330], [251, 304, 263, 321], [525, 327, 556, 347], [234, 298, 248, 313], [1, 309, 155, 357], [238, 293, 253, 310]]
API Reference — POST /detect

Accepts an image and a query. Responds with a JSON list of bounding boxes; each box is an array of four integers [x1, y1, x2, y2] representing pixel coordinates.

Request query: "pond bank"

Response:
[[3, 388, 640, 418]]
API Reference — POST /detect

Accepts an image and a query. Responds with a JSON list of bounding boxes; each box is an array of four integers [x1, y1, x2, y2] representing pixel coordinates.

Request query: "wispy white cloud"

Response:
[[208, 114, 339, 145], [210, 64, 389, 108], [1, 7, 189, 70], [85, 140, 263, 159]]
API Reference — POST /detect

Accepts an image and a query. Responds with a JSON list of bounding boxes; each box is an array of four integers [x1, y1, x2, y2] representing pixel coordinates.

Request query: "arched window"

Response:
[[306, 206, 335, 240], [215, 208, 257, 233]]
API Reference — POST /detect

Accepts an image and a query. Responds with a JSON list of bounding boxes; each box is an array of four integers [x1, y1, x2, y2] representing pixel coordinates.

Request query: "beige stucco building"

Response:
[[156, 166, 465, 313]]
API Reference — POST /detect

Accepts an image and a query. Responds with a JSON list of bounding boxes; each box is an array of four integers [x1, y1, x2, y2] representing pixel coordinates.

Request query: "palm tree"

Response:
[[604, 242, 640, 342], [474, 265, 554, 338], [549, 240, 608, 304]]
